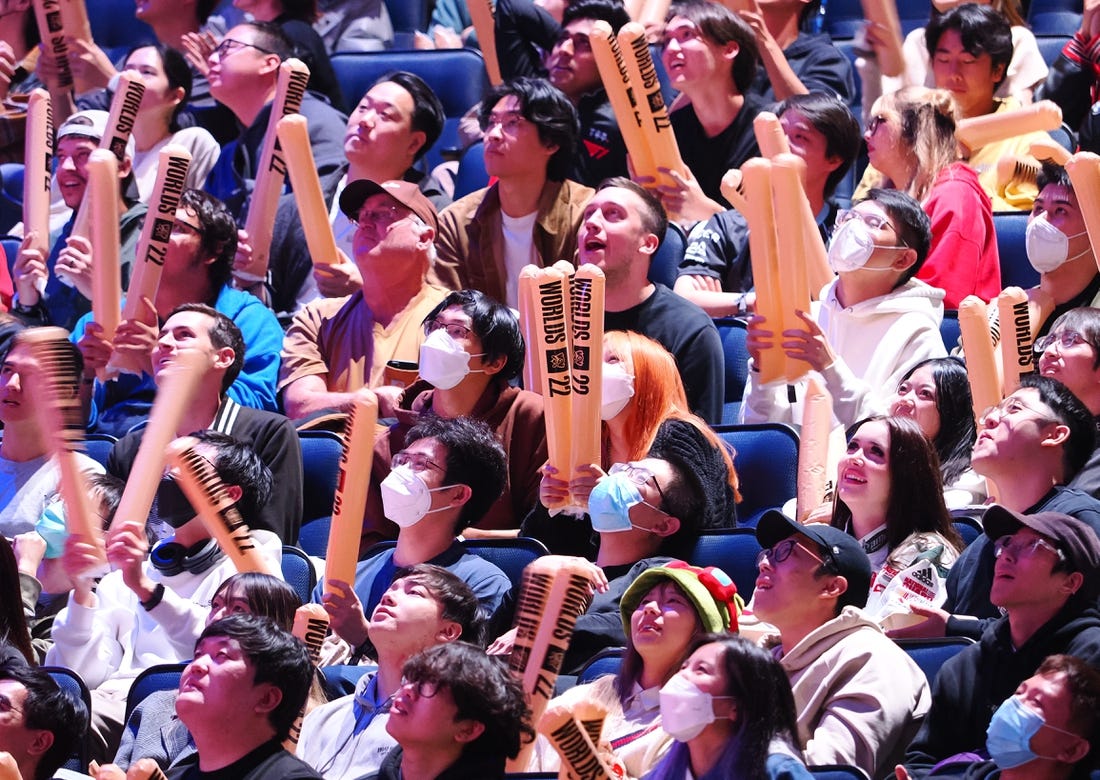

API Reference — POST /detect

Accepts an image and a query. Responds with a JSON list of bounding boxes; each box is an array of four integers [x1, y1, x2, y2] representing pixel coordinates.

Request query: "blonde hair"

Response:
[[876, 87, 961, 201], [602, 331, 740, 501]]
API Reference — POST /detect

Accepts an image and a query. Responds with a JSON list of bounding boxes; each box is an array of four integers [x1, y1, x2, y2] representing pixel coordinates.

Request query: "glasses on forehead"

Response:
[[608, 462, 669, 510], [1034, 330, 1091, 353], [391, 451, 444, 473], [480, 111, 528, 135], [424, 318, 473, 341], [978, 396, 1059, 427], [835, 208, 906, 244], [755, 537, 833, 570], [211, 37, 276, 59], [993, 534, 1066, 563]]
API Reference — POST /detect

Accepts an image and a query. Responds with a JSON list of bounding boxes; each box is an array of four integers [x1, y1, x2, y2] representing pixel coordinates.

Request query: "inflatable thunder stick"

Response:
[[468, 0, 502, 85], [278, 115, 341, 268], [720, 169, 748, 213], [1030, 138, 1071, 166], [540, 701, 622, 780], [518, 271, 542, 392], [769, 156, 813, 381], [742, 159, 786, 384], [997, 287, 1035, 395], [89, 151, 121, 356], [506, 557, 596, 771], [284, 604, 330, 750], [32, 0, 74, 91], [753, 112, 791, 159], [59, 0, 94, 92], [20, 327, 105, 569], [168, 437, 280, 576], [590, 21, 656, 183], [108, 145, 192, 376], [959, 296, 1003, 420], [859, 0, 906, 77], [1065, 153, 1100, 271], [617, 24, 686, 190], [955, 101, 1062, 152], [70, 73, 146, 241], [109, 349, 207, 532], [638, 0, 671, 25], [570, 265, 605, 505], [23, 90, 53, 266], [797, 375, 834, 522], [324, 389, 378, 595], [624, 0, 644, 19], [236, 59, 310, 283]]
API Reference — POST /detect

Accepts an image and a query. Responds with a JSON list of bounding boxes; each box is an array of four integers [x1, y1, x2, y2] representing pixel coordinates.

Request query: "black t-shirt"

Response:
[[167, 739, 322, 780]]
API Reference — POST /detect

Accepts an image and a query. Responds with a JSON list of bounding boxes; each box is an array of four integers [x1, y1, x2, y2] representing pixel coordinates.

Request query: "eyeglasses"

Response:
[[0, 694, 23, 718], [835, 208, 906, 245], [481, 111, 528, 135], [609, 462, 669, 511], [1034, 330, 1091, 353], [210, 37, 276, 59], [171, 220, 203, 237], [755, 537, 833, 570], [353, 204, 411, 230], [994, 534, 1066, 563], [978, 397, 1059, 428], [399, 678, 441, 699], [391, 451, 444, 473], [424, 318, 473, 341], [866, 114, 891, 134]]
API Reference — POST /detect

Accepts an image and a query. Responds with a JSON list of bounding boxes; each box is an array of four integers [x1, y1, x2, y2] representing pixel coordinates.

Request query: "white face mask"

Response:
[[379, 466, 454, 528], [827, 218, 903, 274], [600, 362, 635, 420], [1026, 214, 1089, 273], [658, 673, 731, 742], [418, 329, 485, 390]]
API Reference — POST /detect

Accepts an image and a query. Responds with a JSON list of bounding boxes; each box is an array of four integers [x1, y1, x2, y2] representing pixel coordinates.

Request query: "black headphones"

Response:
[[149, 539, 225, 577]]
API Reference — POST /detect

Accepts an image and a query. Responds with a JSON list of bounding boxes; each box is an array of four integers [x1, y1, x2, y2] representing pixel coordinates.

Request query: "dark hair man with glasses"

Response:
[[901, 506, 1100, 779], [313, 416, 512, 649], [279, 179, 449, 421], [891, 375, 1100, 645], [747, 509, 928, 780], [741, 187, 946, 430]]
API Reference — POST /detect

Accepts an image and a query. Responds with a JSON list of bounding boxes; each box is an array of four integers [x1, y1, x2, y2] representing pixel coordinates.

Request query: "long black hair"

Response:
[[896, 357, 976, 485]]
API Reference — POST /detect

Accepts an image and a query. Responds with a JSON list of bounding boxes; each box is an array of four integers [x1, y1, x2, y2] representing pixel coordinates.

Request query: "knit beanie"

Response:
[[648, 420, 736, 529]]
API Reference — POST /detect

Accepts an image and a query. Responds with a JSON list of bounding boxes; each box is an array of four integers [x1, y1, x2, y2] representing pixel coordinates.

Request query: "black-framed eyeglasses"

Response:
[[866, 114, 891, 135], [608, 462, 670, 513], [756, 538, 833, 570], [399, 678, 441, 699], [171, 220, 203, 237], [211, 37, 276, 59]]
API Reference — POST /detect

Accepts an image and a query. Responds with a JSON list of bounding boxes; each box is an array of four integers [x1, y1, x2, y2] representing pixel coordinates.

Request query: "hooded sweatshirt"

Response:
[[777, 606, 931, 780], [741, 277, 947, 428]]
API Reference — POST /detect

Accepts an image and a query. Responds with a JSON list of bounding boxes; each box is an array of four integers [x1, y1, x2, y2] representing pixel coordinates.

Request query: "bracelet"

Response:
[[140, 583, 166, 611]]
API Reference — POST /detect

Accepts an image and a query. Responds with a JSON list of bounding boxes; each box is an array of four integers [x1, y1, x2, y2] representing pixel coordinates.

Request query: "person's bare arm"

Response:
[[281, 374, 359, 420], [673, 275, 753, 317]]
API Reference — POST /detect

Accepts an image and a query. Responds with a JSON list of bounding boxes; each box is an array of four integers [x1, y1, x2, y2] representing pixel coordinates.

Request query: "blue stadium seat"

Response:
[[88, 0, 155, 49], [687, 528, 763, 600], [453, 141, 489, 200], [648, 224, 686, 289], [84, 434, 118, 471], [994, 211, 1040, 290], [714, 423, 800, 528], [322, 664, 376, 698], [42, 666, 92, 773], [577, 647, 624, 685], [282, 545, 317, 604], [1028, 0, 1083, 37], [940, 309, 960, 352], [3, 235, 20, 281], [384, 0, 429, 35], [821, 0, 864, 39], [808, 766, 872, 780], [714, 317, 749, 425], [124, 662, 187, 720], [329, 50, 490, 169], [952, 515, 983, 548], [0, 163, 24, 236], [895, 637, 975, 685], [1035, 35, 1072, 67], [298, 429, 343, 526], [297, 516, 332, 558]]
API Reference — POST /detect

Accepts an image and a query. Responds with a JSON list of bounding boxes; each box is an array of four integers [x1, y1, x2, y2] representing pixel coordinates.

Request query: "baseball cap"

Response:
[[56, 109, 136, 162], [983, 505, 1100, 582], [339, 178, 439, 234], [756, 509, 873, 610]]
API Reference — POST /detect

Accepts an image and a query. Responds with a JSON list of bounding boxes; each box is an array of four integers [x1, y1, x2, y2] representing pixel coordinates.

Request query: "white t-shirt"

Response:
[[501, 211, 538, 309]]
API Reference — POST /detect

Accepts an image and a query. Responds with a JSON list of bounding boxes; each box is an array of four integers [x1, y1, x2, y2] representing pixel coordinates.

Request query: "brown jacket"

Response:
[[429, 178, 594, 302]]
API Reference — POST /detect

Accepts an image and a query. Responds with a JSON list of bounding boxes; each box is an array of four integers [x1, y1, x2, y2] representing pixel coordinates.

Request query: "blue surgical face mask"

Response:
[[588, 473, 646, 533], [35, 496, 68, 559], [987, 695, 1079, 769]]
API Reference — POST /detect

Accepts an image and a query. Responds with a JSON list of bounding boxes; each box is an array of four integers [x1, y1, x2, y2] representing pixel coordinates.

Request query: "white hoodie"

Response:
[[741, 277, 947, 428]]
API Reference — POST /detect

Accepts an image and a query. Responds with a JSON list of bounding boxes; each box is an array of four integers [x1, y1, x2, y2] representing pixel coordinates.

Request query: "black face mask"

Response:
[[155, 478, 196, 529]]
